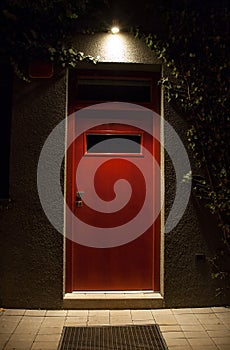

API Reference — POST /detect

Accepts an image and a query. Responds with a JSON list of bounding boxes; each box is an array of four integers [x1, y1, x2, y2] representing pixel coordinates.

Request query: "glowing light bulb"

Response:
[[111, 26, 120, 34]]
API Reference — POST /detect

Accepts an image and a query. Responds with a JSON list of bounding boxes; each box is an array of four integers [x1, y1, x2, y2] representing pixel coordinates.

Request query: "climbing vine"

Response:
[[138, 1, 230, 294], [0, 0, 106, 79]]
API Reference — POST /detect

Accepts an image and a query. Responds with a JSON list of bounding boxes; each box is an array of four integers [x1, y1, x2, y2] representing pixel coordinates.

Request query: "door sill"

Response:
[[63, 292, 163, 309], [72, 290, 155, 294]]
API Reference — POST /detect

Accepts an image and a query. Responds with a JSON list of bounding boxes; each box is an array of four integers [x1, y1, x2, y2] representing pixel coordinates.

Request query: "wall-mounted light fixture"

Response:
[[111, 20, 120, 34], [111, 26, 120, 34]]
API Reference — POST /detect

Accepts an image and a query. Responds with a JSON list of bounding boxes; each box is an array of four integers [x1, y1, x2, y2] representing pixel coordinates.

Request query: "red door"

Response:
[[66, 107, 160, 291]]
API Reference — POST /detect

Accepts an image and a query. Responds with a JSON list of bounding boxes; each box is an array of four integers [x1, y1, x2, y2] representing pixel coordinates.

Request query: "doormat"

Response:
[[57, 324, 168, 350]]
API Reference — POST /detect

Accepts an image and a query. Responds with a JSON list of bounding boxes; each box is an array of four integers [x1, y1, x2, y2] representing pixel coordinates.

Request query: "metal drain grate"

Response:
[[58, 324, 168, 350]]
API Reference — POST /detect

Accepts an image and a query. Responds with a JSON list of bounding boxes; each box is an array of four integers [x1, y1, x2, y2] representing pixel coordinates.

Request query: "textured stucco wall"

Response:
[[0, 33, 227, 308], [163, 104, 226, 307], [71, 33, 160, 64], [0, 70, 66, 309]]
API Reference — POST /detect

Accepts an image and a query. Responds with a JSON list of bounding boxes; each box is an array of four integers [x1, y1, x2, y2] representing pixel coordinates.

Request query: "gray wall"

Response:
[[0, 33, 227, 308], [163, 105, 226, 307], [0, 70, 66, 309]]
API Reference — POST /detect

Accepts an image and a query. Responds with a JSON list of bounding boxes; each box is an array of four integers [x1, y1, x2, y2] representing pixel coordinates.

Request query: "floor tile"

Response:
[[131, 310, 154, 320], [3, 310, 25, 316], [154, 314, 178, 325], [14, 319, 43, 333], [9, 333, 36, 342], [188, 337, 216, 346], [215, 313, 230, 323], [189, 345, 218, 350], [184, 331, 210, 338], [212, 307, 230, 313], [67, 310, 88, 317], [217, 345, 230, 350], [165, 337, 191, 347], [159, 325, 182, 332], [172, 308, 193, 314], [207, 329, 230, 338], [174, 314, 200, 325], [162, 331, 185, 339], [31, 341, 59, 350], [167, 346, 192, 350], [88, 310, 109, 316], [65, 321, 88, 326], [181, 324, 205, 332], [0, 333, 11, 341], [24, 310, 47, 317], [0, 322, 18, 334], [132, 319, 156, 325], [110, 310, 131, 317], [46, 310, 67, 317], [196, 314, 223, 325], [14, 324, 41, 334], [192, 308, 213, 314], [0, 316, 22, 323], [212, 336, 230, 345], [0, 340, 8, 349], [203, 324, 229, 331], [4, 341, 33, 350], [35, 333, 61, 342], [65, 316, 88, 326], [152, 309, 174, 315], [109, 315, 133, 325], [38, 326, 63, 334], [20, 317, 44, 324], [88, 316, 110, 325], [41, 317, 65, 326], [222, 322, 230, 330]]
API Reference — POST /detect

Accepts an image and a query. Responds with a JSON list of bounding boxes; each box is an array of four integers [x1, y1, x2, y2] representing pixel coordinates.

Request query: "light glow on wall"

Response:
[[104, 34, 126, 62]]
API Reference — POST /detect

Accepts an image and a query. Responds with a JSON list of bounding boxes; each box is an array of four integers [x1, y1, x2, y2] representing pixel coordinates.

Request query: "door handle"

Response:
[[76, 191, 84, 198]]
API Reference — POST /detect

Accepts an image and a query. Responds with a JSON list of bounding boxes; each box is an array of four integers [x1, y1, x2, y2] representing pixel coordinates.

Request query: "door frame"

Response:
[[64, 66, 163, 294]]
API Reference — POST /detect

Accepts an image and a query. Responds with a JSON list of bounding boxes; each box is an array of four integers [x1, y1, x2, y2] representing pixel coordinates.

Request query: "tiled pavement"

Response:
[[0, 307, 230, 350]]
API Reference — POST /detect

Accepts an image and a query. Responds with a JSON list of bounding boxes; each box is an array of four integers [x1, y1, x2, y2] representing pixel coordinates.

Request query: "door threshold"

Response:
[[63, 292, 163, 309], [72, 290, 155, 294]]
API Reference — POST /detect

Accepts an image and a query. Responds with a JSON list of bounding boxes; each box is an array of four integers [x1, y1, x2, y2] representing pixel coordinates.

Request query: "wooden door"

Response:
[[66, 119, 160, 291], [66, 70, 161, 292]]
